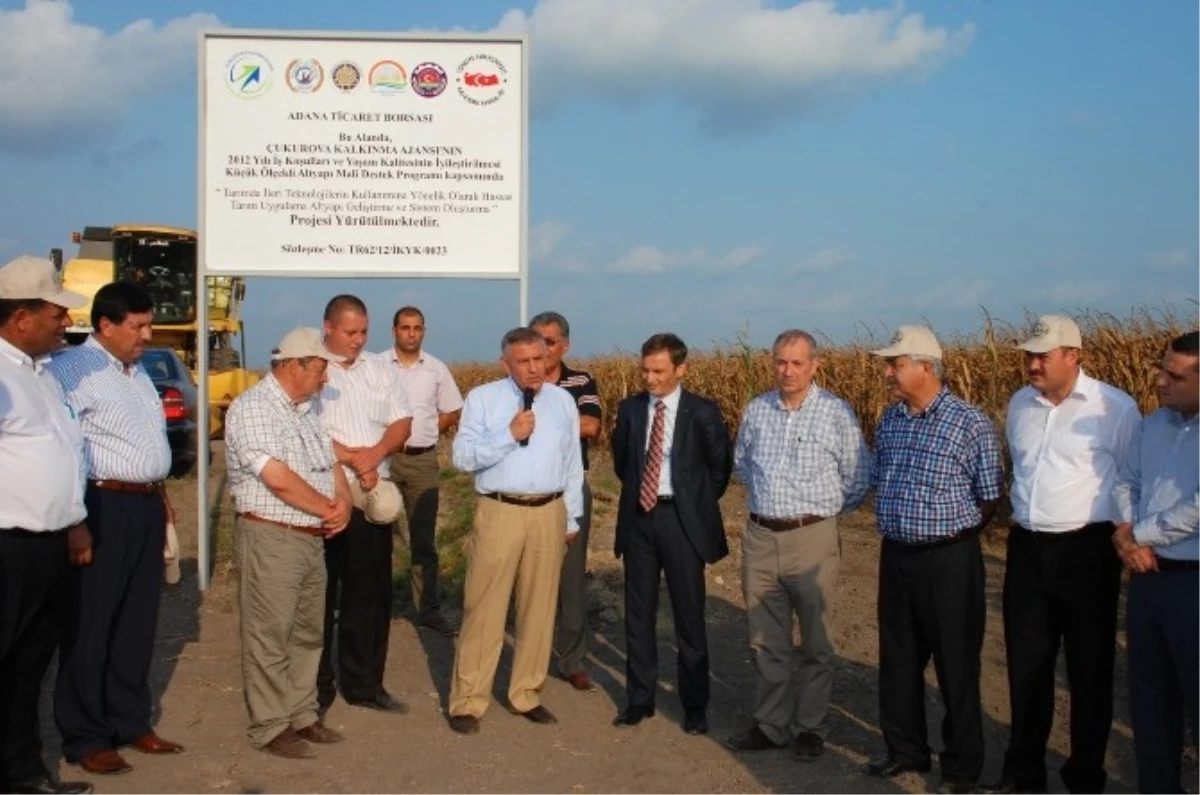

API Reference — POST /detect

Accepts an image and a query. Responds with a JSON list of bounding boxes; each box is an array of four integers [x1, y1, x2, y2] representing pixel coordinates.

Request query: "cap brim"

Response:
[[870, 344, 905, 357], [1016, 338, 1056, 353], [319, 351, 348, 364], [164, 560, 181, 585], [46, 289, 88, 310]]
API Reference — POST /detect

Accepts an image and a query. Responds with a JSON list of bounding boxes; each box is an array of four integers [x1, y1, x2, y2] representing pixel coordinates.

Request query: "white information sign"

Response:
[[200, 32, 526, 276]]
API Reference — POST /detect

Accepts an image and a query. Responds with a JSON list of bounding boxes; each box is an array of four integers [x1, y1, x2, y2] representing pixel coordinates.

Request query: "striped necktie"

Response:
[[639, 399, 666, 511]]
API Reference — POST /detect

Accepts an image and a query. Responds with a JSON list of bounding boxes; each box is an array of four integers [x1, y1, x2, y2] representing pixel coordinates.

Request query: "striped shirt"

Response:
[[0, 337, 86, 531], [225, 373, 336, 527], [452, 377, 584, 531], [555, 362, 601, 471], [376, 348, 462, 448], [48, 336, 171, 483], [872, 388, 1005, 543], [316, 354, 412, 479], [1119, 408, 1199, 561], [734, 385, 871, 518]]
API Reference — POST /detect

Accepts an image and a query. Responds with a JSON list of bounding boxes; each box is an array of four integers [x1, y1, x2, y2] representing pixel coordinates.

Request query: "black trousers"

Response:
[[878, 532, 985, 782], [555, 479, 593, 676], [623, 501, 709, 714], [318, 508, 394, 708], [1128, 568, 1199, 795], [1001, 522, 1121, 794], [0, 528, 68, 786], [56, 487, 165, 762]]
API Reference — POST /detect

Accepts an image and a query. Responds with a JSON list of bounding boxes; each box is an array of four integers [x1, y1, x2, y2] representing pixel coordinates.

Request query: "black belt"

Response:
[[402, 445, 435, 456], [884, 525, 980, 552], [0, 526, 67, 538], [750, 513, 827, 532], [1156, 558, 1199, 572], [482, 492, 563, 508], [1011, 521, 1114, 541]]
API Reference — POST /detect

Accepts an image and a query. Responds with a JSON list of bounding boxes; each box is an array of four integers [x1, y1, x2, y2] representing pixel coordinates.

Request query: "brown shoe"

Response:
[[262, 728, 316, 760], [79, 749, 132, 775], [564, 671, 597, 692], [295, 721, 345, 744], [129, 732, 184, 754]]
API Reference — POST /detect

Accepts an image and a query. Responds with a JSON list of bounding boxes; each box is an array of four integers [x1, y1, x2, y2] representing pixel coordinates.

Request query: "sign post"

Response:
[[197, 29, 528, 590]]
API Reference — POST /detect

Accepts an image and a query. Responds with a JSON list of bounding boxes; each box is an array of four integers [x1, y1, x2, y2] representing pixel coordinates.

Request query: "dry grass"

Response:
[[449, 308, 1193, 444]]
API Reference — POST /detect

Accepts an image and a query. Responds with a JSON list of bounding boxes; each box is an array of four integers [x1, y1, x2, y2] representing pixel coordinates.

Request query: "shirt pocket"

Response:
[[790, 436, 828, 480]]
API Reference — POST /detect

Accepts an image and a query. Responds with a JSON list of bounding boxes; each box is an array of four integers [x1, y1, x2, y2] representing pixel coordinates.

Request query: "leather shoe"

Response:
[[793, 731, 824, 761], [513, 705, 558, 724], [417, 613, 459, 637], [865, 755, 931, 778], [296, 721, 345, 744], [79, 749, 132, 775], [726, 724, 786, 751], [448, 714, 480, 735], [612, 705, 655, 727], [977, 776, 1046, 794], [346, 691, 409, 714], [262, 728, 315, 759], [683, 710, 708, 735], [938, 778, 975, 794], [564, 671, 597, 692], [129, 731, 184, 754], [8, 775, 94, 794]]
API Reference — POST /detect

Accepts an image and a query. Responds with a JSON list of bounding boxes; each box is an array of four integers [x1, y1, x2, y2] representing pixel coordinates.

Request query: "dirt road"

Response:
[[37, 445, 1176, 794]]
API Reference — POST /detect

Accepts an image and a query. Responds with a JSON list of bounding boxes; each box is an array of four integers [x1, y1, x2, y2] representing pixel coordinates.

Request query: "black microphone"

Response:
[[520, 387, 535, 447]]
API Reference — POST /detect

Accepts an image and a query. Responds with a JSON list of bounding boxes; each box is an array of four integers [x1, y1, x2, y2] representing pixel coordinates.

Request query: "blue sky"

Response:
[[0, 0, 1195, 367]]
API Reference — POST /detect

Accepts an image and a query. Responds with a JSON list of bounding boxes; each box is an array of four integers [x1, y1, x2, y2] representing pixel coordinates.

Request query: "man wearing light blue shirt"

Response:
[[1114, 330, 1199, 794], [446, 327, 583, 735]]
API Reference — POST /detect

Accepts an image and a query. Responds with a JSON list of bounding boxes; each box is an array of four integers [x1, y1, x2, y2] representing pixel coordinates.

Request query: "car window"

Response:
[[141, 350, 175, 381]]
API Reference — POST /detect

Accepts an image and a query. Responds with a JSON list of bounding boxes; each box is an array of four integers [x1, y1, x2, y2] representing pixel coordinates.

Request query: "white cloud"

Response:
[[720, 244, 766, 269], [912, 278, 990, 310], [1147, 248, 1196, 273], [496, 0, 973, 131], [795, 247, 855, 273], [608, 244, 707, 273], [0, 0, 220, 154], [529, 221, 571, 262]]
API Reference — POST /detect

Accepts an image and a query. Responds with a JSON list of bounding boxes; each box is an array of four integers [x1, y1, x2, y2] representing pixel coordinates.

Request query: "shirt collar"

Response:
[[84, 334, 132, 374], [0, 335, 37, 371], [771, 384, 821, 411], [1028, 369, 1097, 407], [266, 372, 313, 414], [388, 347, 425, 368], [653, 386, 682, 411], [902, 386, 949, 418]]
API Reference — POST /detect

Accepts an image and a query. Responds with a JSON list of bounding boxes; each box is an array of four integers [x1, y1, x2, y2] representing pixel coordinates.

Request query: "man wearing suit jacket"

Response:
[[610, 333, 732, 735]]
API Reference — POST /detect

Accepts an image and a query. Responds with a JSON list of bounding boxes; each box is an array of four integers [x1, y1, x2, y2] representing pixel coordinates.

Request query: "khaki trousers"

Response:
[[235, 517, 326, 748], [741, 516, 839, 743], [389, 449, 442, 617], [449, 496, 567, 717]]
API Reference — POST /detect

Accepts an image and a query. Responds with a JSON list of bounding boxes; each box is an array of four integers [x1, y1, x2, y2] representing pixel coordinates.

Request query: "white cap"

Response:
[[163, 522, 181, 585], [0, 255, 87, 309], [348, 478, 403, 525], [270, 327, 346, 363], [1017, 314, 1082, 353], [871, 325, 943, 360]]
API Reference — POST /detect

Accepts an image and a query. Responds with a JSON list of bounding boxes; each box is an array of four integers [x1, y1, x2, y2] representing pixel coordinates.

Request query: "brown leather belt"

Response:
[[402, 445, 436, 455], [238, 512, 325, 537], [89, 479, 162, 495], [482, 492, 563, 508], [749, 513, 826, 532]]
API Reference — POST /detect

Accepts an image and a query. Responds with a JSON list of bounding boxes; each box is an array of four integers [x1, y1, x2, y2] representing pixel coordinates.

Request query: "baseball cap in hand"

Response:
[[871, 325, 943, 360], [0, 255, 87, 309], [1017, 315, 1082, 353], [348, 478, 403, 524]]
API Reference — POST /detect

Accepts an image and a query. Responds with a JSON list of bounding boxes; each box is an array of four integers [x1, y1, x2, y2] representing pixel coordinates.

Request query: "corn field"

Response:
[[448, 308, 1194, 445]]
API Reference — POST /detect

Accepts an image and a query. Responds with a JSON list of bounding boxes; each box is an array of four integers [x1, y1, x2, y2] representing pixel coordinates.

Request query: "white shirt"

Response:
[[48, 336, 172, 483], [0, 337, 87, 531], [645, 387, 682, 497], [316, 354, 412, 480], [377, 348, 463, 447], [1007, 370, 1140, 532]]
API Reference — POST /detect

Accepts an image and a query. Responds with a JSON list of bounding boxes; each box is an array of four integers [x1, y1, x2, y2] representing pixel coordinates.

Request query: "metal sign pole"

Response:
[[196, 33, 211, 592]]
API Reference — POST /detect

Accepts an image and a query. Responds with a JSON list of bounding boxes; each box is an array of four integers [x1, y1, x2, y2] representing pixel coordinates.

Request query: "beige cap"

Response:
[[0, 255, 87, 309], [163, 521, 181, 585], [871, 324, 943, 360], [270, 327, 346, 363], [348, 478, 403, 525], [1017, 314, 1082, 353]]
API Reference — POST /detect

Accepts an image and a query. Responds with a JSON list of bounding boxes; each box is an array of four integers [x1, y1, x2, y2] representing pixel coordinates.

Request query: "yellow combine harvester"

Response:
[[55, 224, 259, 437]]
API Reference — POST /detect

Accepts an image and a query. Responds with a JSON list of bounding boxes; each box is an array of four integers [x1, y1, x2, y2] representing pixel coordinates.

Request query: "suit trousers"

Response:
[[390, 450, 443, 619], [623, 501, 710, 714], [235, 517, 325, 748], [449, 496, 566, 717], [55, 486, 165, 762], [878, 532, 986, 782], [1127, 568, 1199, 795], [318, 507, 394, 708], [742, 516, 839, 744], [0, 528, 68, 787], [1001, 522, 1121, 794], [554, 478, 593, 676]]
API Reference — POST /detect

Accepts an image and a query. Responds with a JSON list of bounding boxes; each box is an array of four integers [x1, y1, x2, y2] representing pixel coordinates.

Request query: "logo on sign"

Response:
[[225, 51, 273, 98], [410, 62, 448, 98], [456, 54, 508, 106], [286, 59, 324, 93], [331, 61, 361, 92], [368, 60, 407, 94]]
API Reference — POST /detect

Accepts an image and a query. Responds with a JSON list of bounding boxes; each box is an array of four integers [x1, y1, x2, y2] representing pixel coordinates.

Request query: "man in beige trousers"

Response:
[[446, 327, 584, 734]]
